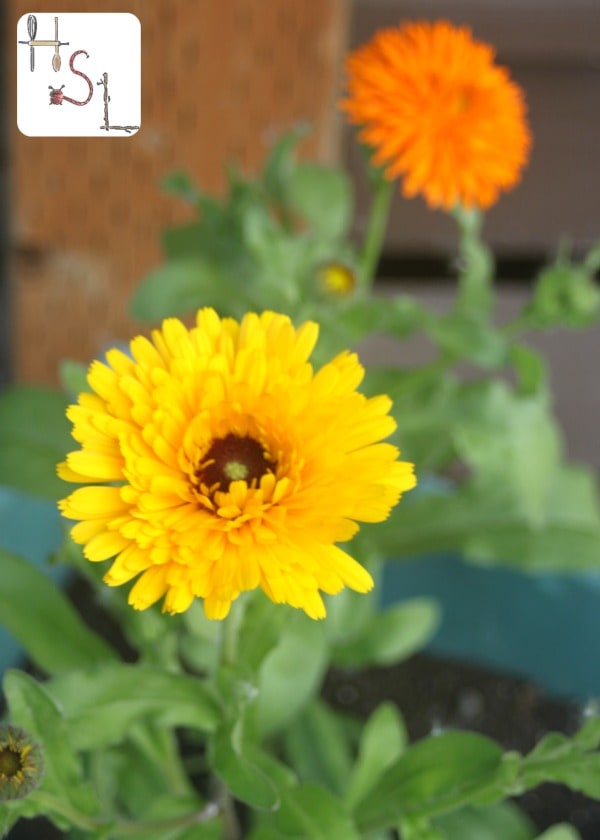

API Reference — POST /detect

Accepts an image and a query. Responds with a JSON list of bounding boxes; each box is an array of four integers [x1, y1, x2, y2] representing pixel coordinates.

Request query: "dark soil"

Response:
[[323, 654, 600, 838]]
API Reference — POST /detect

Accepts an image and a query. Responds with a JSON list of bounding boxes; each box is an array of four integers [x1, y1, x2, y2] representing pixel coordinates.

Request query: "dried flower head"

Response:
[[59, 309, 416, 620], [0, 725, 44, 801], [342, 19, 532, 210]]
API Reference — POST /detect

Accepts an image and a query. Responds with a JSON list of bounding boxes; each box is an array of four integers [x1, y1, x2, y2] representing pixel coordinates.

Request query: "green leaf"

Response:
[[324, 585, 376, 650], [59, 360, 90, 398], [246, 829, 288, 840], [287, 163, 352, 241], [345, 703, 407, 810], [276, 784, 361, 840], [4, 670, 98, 815], [284, 699, 354, 796], [0, 548, 115, 674], [464, 466, 600, 570], [102, 720, 195, 812], [179, 601, 220, 673], [44, 663, 220, 749], [377, 464, 600, 572], [130, 258, 243, 322], [525, 260, 600, 328], [534, 826, 581, 840], [509, 344, 548, 396], [433, 801, 535, 839], [256, 612, 329, 737], [331, 295, 427, 347], [161, 170, 202, 205], [161, 222, 212, 259], [427, 314, 507, 368], [139, 794, 222, 840], [452, 382, 562, 526], [0, 796, 50, 838], [0, 386, 72, 499], [573, 711, 600, 749], [333, 598, 440, 668], [236, 591, 289, 677], [0, 806, 23, 838], [356, 731, 505, 832], [262, 124, 310, 204], [240, 205, 303, 303], [212, 715, 293, 811], [399, 819, 444, 840], [362, 365, 459, 474], [518, 725, 600, 799]]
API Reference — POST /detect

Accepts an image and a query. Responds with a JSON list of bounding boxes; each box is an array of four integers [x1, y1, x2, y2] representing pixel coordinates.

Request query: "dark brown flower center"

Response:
[[197, 434, 275, 492], [0, 747, 22, 779]]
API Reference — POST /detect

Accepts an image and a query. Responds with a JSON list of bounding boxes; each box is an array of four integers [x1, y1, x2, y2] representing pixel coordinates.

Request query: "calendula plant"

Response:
[[2, 18, 600, 840]]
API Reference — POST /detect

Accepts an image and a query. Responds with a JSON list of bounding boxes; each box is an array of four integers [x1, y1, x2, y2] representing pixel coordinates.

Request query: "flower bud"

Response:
[[0, 725, 44, 801]]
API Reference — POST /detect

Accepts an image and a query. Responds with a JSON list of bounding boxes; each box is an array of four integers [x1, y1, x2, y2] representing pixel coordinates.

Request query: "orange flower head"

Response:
[[342, 20, 532, 210]]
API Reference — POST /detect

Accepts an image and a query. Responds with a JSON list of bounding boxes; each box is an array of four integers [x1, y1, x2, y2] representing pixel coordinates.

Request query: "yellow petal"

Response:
[[59, 486, 129, 520], [203, 595, 232, 620], [128, 565, 169, 610], [67, 451, 124, 481], [83, 530, 131, 562]]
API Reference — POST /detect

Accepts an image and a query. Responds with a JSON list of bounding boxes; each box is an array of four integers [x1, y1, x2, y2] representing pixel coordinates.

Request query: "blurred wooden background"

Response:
[[9, 0, 349, 383], [6, 0, 600, 464]]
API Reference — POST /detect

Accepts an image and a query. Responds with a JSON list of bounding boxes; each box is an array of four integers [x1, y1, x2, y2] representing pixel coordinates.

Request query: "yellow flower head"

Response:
[[342, 19, 532, 210], [59, 309, 416, 620]]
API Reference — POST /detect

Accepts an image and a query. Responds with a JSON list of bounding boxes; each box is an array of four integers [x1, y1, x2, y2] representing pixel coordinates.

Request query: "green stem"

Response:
[[217, 595, 247, 668], [216, 778, 243, 840], [30, 792, 100, 833], [32, 790, 221, 837], [359, 176, 394, 289], [452, 205, 495, 318]]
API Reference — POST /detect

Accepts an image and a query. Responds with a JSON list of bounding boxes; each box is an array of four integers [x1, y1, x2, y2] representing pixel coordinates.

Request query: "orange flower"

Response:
[[342, 20, 532, 210]]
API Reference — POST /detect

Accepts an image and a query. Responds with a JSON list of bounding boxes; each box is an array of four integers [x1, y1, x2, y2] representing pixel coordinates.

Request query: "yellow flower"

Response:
[[58, 309, 415, 620], [0, 726, 44, 801], [342, 20, 532, 210]]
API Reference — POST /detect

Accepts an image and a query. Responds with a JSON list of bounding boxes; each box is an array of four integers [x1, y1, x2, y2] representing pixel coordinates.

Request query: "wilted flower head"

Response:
[[0, 725, 44, 801], [59, 309, 416, 620], [342, 19, 531, 210]]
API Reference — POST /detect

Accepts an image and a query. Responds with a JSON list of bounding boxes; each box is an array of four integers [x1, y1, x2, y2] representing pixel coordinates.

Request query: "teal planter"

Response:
[[0, 487, 66, 673], [382, 555, 600, 703], [3, 484, 598, 704]]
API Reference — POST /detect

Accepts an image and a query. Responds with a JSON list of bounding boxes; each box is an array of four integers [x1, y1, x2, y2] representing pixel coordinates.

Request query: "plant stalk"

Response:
[[31, 790, 221, 837], [359, 176, 394, 289], [452, 205, 494, 318]]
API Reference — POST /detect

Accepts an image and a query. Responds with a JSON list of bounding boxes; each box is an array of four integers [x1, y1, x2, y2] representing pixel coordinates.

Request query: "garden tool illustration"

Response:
[[18, 15, 70, 72]]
